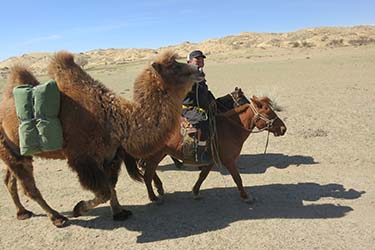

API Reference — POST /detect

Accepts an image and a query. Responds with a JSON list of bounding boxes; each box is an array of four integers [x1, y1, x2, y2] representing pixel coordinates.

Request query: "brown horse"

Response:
[[139, 89, 287, 203]]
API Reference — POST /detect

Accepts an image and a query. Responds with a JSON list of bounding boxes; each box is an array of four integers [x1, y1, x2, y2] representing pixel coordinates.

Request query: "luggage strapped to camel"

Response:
[[13, 80, 63, 155]]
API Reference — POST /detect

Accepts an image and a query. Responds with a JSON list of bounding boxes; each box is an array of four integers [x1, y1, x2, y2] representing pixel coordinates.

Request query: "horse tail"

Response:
[[119, 147, 144, 183], [2, 65, 40, 100]]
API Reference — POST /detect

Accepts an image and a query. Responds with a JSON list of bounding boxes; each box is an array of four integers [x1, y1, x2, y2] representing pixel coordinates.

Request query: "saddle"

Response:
[[180, 117, 212, 165]]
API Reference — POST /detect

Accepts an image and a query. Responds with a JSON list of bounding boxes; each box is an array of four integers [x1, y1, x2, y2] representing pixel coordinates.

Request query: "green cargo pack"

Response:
[[13, 80, 63, 155]]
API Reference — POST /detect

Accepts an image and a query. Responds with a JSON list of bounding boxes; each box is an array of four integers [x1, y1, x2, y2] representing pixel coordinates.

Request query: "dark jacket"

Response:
[[182, 80, 215, 124]]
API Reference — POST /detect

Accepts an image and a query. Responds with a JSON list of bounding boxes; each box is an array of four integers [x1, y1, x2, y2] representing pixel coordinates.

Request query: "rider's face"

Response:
[[189, 56, 205, 69]]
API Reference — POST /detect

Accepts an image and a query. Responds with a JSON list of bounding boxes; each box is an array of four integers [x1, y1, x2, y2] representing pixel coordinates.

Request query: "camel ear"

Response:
[[151, 62, 162, 73]]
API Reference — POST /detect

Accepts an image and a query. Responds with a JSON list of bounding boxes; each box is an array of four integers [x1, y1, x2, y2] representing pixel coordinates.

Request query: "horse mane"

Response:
[[256, 96, 284, 112]]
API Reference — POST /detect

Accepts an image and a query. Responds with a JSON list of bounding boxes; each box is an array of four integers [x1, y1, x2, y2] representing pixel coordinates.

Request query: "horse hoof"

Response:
[[157, 189, 165, 196], [52, 215, 69, 228], [16, 210, 33, 220], [72, 200, 87, 217], [113, 209, 132, 221], [150, 197, 164, 205], [192, 191, 202, 200], [242, 196, 256, 204]]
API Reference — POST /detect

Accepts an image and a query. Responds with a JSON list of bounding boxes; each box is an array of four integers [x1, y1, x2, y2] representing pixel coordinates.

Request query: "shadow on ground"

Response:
[[157, 153, 318, 174], [68, 182, 364, 243]]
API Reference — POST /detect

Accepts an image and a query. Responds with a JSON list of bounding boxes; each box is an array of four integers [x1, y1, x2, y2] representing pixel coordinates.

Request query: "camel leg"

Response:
[[225, 161, 254, 203], [8, 161, 68, 227], [70, 157, 112, 217], [192, 164, 213, 199], [3, 169, 33, 220], [71, 155, 131, 220]]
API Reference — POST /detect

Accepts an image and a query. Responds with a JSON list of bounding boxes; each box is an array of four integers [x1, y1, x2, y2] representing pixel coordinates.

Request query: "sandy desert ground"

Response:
[[0, 46, 375, 250]]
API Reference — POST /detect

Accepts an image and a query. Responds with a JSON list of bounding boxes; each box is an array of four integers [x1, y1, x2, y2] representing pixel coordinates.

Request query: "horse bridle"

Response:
[[248, 99, 277, 133], [248, 99, 280, 154], [229, 92, 241, 107]]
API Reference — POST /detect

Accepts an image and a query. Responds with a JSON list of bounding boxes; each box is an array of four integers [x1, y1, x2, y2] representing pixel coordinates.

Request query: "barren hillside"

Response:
[[1, 25, 374, 79]]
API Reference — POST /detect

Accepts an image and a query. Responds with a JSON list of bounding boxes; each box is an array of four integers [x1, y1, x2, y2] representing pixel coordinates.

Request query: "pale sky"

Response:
[[1, 0, 374, 61]]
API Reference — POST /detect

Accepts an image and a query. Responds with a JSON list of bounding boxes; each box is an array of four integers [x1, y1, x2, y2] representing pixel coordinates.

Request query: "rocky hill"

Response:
[[1, 25, 375, 79]]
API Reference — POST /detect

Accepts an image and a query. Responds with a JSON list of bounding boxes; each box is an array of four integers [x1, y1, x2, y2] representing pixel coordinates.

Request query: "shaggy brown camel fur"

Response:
[[0, 50, 204, 227]]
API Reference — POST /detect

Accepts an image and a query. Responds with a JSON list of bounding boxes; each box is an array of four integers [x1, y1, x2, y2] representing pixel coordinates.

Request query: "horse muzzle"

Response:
[[273, 125, 287, 137]]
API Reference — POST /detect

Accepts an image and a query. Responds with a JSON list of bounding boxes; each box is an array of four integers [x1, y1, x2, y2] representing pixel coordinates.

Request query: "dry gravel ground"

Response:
[[0, 46, 374, 250]]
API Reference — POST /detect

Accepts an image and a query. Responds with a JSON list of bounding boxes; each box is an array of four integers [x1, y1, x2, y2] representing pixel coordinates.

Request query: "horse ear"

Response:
[[252, 96, 263, 109], [235, 87, 239, 91], [151, 62, 162, 73]]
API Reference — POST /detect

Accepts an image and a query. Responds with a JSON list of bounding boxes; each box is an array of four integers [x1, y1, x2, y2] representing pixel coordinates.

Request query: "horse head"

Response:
[[215, 87, 250, 112], [231, 87, 250, 106], [249, 95, 286, 136]]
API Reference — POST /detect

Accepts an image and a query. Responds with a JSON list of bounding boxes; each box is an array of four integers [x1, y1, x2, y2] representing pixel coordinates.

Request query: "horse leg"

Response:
[[3, 168, 33, 220], [106, 154, 132, 220], [143, 161, 161, 203], [8, 161, 68, 227], [225, 161, 254, 203], [153, 173, 164, 196], [192, 164, 213, 199]]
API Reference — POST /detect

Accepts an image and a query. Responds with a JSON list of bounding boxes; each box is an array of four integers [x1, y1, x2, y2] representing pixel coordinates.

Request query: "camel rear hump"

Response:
[[2, 66, 40, 100], [48, 51, 98, 89]]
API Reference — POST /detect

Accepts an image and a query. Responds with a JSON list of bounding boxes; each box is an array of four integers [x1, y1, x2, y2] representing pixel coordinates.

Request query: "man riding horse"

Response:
[[182, 50, 216, 164]]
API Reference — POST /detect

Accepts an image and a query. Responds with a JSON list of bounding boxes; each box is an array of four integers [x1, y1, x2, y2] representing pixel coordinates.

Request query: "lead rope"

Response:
[[208, 102, 229, 188], [264, 129, 271, 154]]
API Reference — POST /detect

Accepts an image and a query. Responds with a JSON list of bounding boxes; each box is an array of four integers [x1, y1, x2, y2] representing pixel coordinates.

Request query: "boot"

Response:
[[196, 141, 211, 164]]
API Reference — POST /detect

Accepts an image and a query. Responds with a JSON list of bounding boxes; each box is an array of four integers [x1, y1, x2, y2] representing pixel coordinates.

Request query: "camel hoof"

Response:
[[113, 209, 132, 221], [72, 200, 88, 217], [52, 215, 69, 228], [16, 210, 33, 220]]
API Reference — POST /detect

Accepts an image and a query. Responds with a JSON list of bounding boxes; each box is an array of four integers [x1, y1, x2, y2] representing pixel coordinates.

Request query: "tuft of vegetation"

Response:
[[327, 39, 344, 47], [348, 36, 375, 46], [289, 41, 315, 48]]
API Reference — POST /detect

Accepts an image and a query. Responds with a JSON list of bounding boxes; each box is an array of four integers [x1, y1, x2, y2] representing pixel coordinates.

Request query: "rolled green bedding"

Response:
[[13, 80, 63, 155]]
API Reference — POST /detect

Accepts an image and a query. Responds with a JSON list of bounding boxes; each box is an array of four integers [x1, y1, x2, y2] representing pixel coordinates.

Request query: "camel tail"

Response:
[[2, 65, 40, 99], [119, 148, 144, 183]]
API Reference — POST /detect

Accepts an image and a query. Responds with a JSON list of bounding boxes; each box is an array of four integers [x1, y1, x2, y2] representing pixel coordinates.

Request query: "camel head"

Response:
[[151, 50, 205, 99]]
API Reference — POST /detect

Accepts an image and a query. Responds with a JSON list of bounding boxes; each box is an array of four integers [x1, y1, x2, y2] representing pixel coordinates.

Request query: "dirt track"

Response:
[[1, 46, 374, 250]]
